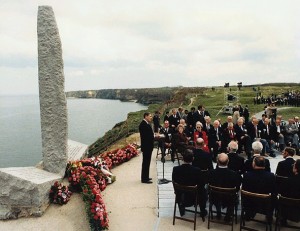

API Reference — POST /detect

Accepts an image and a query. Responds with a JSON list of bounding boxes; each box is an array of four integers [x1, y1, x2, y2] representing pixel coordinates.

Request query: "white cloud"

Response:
[[1, 0, 300, 95]]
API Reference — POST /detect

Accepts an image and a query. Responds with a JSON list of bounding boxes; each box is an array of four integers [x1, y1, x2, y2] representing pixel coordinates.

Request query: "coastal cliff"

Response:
[[66, 87, 177, 105]]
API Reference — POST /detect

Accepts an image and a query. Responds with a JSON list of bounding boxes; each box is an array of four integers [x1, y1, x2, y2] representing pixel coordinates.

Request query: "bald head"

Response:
[[217, 153, 229, 167]]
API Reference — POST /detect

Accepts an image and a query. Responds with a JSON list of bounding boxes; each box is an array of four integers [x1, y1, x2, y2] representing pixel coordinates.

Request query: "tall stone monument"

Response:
[[38, 6, 68, 176], [0, 6, 88, 220]]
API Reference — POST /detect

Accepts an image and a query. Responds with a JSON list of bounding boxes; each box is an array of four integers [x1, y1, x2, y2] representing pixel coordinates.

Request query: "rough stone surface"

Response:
[[38, 6, 68, 176], [0, 167, 61, 220]]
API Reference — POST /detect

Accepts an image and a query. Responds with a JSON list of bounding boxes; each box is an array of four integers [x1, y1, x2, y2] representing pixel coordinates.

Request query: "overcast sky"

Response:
[[1, 0, 300, 95]]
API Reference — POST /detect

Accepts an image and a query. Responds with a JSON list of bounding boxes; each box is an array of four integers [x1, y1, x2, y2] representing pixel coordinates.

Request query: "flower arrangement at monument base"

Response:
[[62, 143, 138, 230], [99, 143, 139, 168], [49, 181, 72, 205]]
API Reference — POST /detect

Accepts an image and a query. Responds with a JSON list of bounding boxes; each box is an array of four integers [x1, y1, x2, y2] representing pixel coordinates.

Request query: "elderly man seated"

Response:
[[244, 141, 271, 172], [208, 153, 241, 222], [284, 118, 299, 149], [172, 149, 208, 219], [158, 120, 173, 162], [242, 156, 277, 222], [192, 138, 213, 171]]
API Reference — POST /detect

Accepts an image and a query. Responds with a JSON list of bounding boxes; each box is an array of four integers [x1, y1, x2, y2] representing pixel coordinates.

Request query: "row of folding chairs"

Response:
[[173, 182, 300, 231]]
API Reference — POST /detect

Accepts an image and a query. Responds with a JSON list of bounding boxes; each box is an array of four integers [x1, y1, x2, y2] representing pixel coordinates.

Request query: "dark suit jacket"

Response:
[[139, 120, 154, 153], [282, 174, 300, 199], [242, 169, 276, 195], [275, 157, 295, 177], [247, 123, 262, 140], [227, 152, 245, 175], [208, 167, 241, 190], [193, 110, 209, 124], [208, 127, 222, 148], [192, 148, 213, 171], [186, 111, 195, 127], [168, 114, 180, 128], [260, 124, 272, 140], [234, 124, 248, 142], [244, 156, 271, 173], [172, 164, 205, 206], [159, 127, 174, 143], [270, 124, 285, 142]]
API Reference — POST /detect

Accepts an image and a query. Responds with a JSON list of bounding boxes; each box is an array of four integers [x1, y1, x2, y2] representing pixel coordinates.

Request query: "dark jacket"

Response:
[[208, 167, 241, 190], [275, 157, 295, 177], [244, 155, 271, 173], [172, 164, 206, 206], [227, 152, 245, 175], [242, 169, 276, 195], [139, 120, 154, 152], [192, 148, 213, 171]]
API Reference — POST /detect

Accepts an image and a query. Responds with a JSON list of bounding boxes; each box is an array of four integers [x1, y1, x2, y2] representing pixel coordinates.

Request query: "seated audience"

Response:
[[234, 117, 252, 159], [208, 153, 241, 222], [276, 147, 296, 177], [193, 121, 209, 152], [221, 122, 237, 152], [208, 120, 223, 163], [244, 141, 271, 172], [284, 118, 299, 148], [172, 149, 207, 218], [172, 124, 189, 161], [227, 141, 245, 175], [270, 118, 286, 151], [242, 156, 277, 221], [192, 138, 213, 171], [158, 120, 173, 162]]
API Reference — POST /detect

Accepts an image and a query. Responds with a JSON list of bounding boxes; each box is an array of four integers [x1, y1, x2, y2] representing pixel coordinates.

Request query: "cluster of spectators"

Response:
[[254, 91, 300, 107], [156, 105, 300, 164], [172, 141, 300, 224]]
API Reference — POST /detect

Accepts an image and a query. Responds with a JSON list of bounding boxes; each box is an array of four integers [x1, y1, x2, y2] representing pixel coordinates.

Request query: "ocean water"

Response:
[[0, 95, 147, 168]]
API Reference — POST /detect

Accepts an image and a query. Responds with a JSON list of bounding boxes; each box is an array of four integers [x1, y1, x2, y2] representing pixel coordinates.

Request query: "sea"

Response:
[[0, 95, 147, 168]]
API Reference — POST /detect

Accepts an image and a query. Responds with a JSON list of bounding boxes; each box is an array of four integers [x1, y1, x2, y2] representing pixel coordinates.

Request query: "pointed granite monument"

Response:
[[0, 6, 87, 220], [38, 5, 68, 176]]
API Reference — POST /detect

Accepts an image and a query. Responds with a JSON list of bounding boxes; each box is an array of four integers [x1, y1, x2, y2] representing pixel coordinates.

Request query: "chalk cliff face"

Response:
[[66, 88, 176, 104]]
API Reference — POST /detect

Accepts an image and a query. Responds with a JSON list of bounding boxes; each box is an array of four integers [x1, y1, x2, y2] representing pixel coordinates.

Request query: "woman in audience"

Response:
[[193, 121, 209, 152]]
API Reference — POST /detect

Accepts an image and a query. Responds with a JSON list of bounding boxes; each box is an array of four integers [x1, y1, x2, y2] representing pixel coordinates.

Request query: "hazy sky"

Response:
[[1, 0, 300, 95]]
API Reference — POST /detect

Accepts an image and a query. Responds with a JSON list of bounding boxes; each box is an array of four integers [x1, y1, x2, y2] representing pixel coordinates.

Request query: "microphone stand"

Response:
[[158, 135, 171, 184]]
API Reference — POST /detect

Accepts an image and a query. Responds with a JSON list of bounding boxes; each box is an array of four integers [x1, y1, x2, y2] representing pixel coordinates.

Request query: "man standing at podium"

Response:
[[139, 112, 155, 184]]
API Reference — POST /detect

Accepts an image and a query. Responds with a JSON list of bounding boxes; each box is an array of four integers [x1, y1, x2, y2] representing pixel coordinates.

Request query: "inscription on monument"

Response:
[[67, 140, 88, 161]]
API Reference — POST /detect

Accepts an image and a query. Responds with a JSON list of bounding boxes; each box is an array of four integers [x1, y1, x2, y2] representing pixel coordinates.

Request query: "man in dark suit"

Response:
[[172, 149, 207, 218], [270, 118, 286, 151], [221, 122, 237, 152], [208, 153, 242, 221], [227, 141, 245, 175], [247, 117, 269, 156], [244, 141, 271, 172], [242, 156, 277, 221], [260, 118, 276, 157], [158, 120, 174, 162], [279, 159, 300, 225], [283, 159, 300, 198], [234, 117, 252, 159], [208, 120, 223, 162], [276, 147, 296, 177], [139, 112, 156, 184], [192, 138, 213, 171], [186, 107, 195, 130], [168, 108, 180, 129], [193, 105, 210, 125]]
